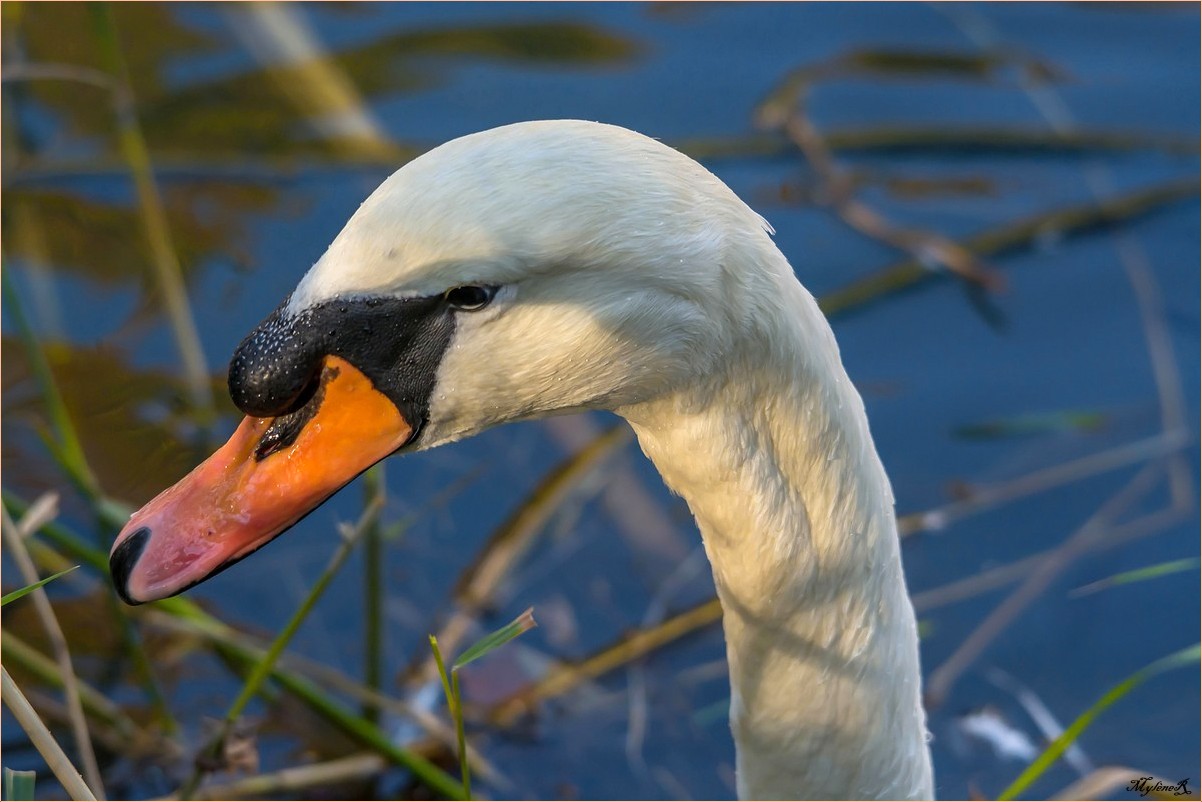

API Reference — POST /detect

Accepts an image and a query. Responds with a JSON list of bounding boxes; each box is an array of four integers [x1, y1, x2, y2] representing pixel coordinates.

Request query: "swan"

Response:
[[108, 120, 934, 800]]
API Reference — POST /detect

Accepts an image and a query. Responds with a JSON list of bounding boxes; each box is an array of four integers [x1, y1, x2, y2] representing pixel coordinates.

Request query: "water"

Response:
[[3, 3, 1198, 799]]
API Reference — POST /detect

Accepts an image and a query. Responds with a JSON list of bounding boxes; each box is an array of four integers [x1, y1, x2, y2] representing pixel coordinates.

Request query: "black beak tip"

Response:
[[109, 526, 150, 606]]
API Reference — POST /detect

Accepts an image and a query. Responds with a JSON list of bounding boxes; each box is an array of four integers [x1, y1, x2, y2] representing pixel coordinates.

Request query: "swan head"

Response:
[[110, 120, 784, 604]]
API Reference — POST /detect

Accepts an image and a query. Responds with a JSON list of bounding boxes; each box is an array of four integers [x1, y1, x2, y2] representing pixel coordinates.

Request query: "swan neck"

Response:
[[618, 285, 933, 799]]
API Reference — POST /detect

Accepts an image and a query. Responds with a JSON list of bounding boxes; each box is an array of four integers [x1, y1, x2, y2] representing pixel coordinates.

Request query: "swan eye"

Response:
[[444, 285, 494, 311]]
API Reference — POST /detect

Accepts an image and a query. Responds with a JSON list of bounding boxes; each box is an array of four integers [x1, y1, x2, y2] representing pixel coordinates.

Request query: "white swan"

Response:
[[109, 120, 934, 800]]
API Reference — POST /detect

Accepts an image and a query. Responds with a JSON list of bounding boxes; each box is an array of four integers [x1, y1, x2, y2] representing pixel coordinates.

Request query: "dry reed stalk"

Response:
[[90, 4, 212, 422], [914, 496, 1192, 614], [1, 505, 105, 798], [165, 753, 388, 801], [817, 178, 1200, 320], [138, 607, 507, 788], [1, 633, 139, 742], [409, 426, 630, 686], [924, 463, 1167, 706], [488, 597, 722, 727], [1, 667, 97, 801], [223, 3, 402, 162], [781, 110, 1001, 294], [543, 414, 688, 562]]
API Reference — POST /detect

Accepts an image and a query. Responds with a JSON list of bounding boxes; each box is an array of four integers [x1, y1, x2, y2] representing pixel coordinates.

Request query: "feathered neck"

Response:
[[617, 258, 934, 800]]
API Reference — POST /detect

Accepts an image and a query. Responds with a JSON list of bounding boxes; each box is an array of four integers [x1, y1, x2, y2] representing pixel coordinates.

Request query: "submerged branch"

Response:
[[924, 463, 1186, 706], [897, 430, 1191, 537], [410, 425, 630, 684], [177, 490, 388, 799], [3, 491, 465, 801], [487, 597, 722, 727], [819, 177, 1200, 319]]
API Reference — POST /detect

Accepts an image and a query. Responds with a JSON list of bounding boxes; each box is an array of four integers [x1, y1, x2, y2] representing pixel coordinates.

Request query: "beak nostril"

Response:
[[110, 527, 151, 606], [254, 366, 329, 462]]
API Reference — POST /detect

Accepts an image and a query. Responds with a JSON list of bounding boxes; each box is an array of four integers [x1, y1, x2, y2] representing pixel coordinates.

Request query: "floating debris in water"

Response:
[[954, 705, 1038, 762]]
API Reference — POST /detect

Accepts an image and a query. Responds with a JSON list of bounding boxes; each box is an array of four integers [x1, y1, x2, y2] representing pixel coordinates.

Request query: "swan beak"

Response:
[[109, 356, 411, 605]]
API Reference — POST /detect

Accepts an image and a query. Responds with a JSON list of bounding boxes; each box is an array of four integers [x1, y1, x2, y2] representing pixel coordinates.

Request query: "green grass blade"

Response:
[[362, 465, 385, 724], [224, 524, 366, 724], [178, 499, 385, 799], [1, 566, 79, 607], [1, 264, 101, 500], [428, 636, 457, 722], [163, 603, 464, 800], [3, 494, 178, 734], [2, 633, 139, 739], [269, 663, 467, 800], [453, 607, 537, 671], [430, 610, 541, 796], [1, 491, 464, 800], [998, 643, 1200, 800], [2, 492, 111, 574], [452, 670, 469, 798], [88, 2, 213, 426], [4, 768, 36, 801], [428, 635, 468, 798], [1070, 557, 1199, 598]]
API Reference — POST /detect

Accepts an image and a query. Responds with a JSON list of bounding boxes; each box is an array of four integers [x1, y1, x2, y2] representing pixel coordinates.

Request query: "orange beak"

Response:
[[109, 356, 411, 604]]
